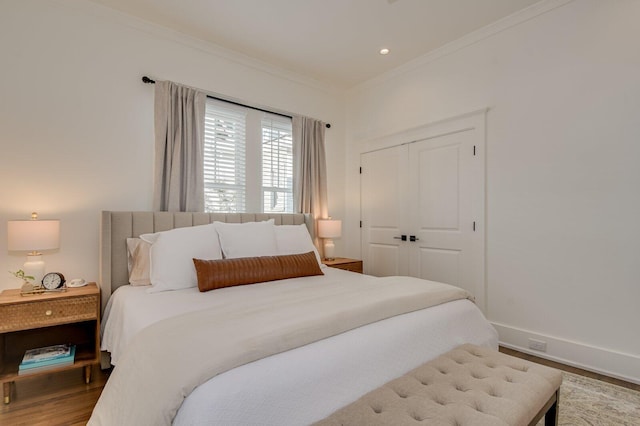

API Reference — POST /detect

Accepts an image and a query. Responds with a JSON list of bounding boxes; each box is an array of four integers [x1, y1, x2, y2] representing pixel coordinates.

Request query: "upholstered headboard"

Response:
[[99, 211, 313, 310]]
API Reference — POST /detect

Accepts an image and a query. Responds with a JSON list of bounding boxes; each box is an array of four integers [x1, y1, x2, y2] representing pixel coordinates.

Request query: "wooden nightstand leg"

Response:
[[3, 381, 12, 404], [84, 365, 92, 384]]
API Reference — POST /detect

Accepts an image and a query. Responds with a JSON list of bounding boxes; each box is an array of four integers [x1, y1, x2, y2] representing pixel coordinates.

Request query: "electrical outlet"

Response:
[[528, 338, 547, 352]]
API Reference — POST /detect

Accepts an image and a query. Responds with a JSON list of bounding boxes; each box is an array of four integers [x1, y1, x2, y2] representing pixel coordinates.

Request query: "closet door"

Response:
[[408, 130, 477, 296], [360, 115, 485, 310], [360, 145, 410, 277]]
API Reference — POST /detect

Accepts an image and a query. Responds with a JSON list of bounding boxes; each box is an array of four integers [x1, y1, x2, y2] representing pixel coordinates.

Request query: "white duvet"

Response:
[[100, 268, 498, 425]]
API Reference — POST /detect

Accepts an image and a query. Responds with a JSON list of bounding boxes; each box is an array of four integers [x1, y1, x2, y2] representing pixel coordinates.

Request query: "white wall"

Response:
[[345, 0, 640, 383], [0, 0, 345, 291]]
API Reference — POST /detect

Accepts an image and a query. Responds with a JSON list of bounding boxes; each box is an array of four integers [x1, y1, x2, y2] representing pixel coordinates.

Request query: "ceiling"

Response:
[[88, 0, 543, 88]]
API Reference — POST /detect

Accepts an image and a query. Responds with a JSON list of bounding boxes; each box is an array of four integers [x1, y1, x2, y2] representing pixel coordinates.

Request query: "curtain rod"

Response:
[[142, 76, 330, 128]]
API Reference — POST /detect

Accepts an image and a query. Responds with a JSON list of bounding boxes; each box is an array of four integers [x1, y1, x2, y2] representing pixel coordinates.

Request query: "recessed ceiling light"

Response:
[[380, 48, 390, 55]]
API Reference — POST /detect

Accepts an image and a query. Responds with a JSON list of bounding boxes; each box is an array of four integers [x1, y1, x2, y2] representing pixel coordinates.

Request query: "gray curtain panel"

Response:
[[293, 116, 328, 255], [153, 81, 206, 212]]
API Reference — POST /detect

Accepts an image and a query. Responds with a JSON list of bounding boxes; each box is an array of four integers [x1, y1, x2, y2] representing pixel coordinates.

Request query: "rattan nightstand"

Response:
[[0, 283, 100, 404], [322, 258, 363, 274]]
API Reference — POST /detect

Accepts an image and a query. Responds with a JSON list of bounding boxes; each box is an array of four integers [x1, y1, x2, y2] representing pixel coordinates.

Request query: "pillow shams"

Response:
[[275, 224, 322, 266], [126, 238, 151, 286], [144, 224, 222, 293], [131, 220, 316, 292], [215, 219, 277, 259], [193, 251, 323, 292]]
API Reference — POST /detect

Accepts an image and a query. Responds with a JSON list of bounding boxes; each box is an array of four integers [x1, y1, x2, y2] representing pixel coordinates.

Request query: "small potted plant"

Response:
[[10, 269, 37, 293]]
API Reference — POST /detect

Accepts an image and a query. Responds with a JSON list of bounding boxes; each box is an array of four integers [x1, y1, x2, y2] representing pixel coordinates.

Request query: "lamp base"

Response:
[[323, 239, 335, 261], [23, 254, 45, 286]]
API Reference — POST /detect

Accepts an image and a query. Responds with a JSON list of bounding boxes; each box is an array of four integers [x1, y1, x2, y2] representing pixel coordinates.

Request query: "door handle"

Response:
[[393, 235, 407, 241], [409, 235, 419, 242]]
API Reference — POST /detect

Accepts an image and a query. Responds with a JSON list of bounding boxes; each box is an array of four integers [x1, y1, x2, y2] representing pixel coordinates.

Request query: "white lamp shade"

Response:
[[317, 219, 342, 239], [7, 219, 60, 252]]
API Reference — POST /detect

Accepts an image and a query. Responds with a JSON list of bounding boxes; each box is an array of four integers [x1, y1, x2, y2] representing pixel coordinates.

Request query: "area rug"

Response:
[[539, 372, 640, 425]]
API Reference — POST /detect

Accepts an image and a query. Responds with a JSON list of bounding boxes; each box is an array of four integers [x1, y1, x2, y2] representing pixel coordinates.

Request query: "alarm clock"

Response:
[[42, 272, 66, 290]]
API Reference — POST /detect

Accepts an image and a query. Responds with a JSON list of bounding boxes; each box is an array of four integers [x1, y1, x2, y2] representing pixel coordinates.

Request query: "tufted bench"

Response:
[[315, 344, 562, 426]]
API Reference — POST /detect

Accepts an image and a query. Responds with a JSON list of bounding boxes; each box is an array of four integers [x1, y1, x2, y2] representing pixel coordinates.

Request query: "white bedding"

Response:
[[101, 268, 498, 425]]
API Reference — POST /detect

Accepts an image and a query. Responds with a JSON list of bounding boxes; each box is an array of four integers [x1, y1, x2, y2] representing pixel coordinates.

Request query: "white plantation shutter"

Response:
[[203, 99, 246, 212], [203, 99, 294, 213], [262, 115, 293, 213]]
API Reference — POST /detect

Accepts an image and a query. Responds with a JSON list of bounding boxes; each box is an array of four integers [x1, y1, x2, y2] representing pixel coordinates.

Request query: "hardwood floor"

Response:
[[1, 348, 637, 425], [500, 346, 640, 392], [0, 366, 109, 426]]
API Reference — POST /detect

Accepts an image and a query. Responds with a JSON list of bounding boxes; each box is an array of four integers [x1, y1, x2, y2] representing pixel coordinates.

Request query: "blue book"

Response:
[[18, 359, 74, 375], [19, 346, 76, 371], [21, 344, 72, 365]]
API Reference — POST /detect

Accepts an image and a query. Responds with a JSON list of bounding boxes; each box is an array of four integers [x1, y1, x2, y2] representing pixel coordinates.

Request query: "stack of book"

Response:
[[18, 344, 76, 375]]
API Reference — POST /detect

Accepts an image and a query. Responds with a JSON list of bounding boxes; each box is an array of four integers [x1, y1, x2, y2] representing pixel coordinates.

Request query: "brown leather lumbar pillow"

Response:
[[193, 251, 324, 292]]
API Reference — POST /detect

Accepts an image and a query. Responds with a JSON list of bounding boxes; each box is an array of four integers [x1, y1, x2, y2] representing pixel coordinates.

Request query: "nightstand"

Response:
[[322, 258, 363, 274], [0, 283, 100, 404]]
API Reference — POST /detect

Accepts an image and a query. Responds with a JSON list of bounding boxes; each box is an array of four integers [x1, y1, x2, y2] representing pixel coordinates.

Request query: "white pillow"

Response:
[[141, 224, 222, 293], [275, 224, 322, 267], [214, 220, 277, 259], [126, 238, 151, 286]]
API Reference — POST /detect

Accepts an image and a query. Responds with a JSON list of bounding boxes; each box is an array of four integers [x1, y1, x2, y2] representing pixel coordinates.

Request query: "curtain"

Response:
[[153, 81, 206, 212], [292, 116, 328, 255]]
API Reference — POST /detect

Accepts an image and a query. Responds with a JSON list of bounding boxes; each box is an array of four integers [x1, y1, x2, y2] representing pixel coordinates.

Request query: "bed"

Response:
[[91, 211, 498, 425]]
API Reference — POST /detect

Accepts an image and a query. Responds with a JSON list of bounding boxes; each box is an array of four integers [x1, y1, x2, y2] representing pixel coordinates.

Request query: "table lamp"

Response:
[[317, 219, 342, 261], [7, 212, 60, 285]]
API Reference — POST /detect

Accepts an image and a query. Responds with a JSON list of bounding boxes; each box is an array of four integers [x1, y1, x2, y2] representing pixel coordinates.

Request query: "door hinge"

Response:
[[473, 221, 476, 231], [359, 167, 362, 174], [359, 221, 362, 228], [473, 145, 476, 156]]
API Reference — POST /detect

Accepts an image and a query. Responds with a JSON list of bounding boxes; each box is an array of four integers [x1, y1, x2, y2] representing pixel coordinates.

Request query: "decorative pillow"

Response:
[[275, 224, 322, 267], [193, 251, 323, 292], [142, 224, 222, 293], [214, 219, 277, 259], [126, 238, 151, 286]]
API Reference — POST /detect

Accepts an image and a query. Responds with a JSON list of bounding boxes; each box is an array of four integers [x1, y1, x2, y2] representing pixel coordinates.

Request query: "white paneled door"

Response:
[[361, 115, 485, 310], [360, 144, 410, 277]]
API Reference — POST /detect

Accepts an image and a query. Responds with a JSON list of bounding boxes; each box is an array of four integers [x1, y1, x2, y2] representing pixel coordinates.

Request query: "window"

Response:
[[204, 98, 294, 213], [262, 116, 293, 213], [203, 101, 246, 212]]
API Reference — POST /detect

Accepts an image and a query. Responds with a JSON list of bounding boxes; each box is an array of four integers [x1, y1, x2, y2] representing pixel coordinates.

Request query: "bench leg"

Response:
[[545, 390, 559, 426]]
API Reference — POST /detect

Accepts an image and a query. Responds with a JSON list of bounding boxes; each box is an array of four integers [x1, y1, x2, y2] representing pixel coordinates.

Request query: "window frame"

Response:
[[203, 98, 294, 214]]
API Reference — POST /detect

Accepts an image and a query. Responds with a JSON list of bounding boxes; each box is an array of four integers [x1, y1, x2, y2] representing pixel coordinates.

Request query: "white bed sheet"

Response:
[[101, 268, 498, 425]]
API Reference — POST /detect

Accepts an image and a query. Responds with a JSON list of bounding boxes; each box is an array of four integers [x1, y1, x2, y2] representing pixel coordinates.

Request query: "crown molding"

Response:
[[350, 0, 575, 93], [54, 0, 340, 95]]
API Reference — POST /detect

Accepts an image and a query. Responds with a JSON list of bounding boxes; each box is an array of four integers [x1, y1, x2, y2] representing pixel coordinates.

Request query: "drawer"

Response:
[[0, 295, 98, 333], [332, 262, 363, 274]]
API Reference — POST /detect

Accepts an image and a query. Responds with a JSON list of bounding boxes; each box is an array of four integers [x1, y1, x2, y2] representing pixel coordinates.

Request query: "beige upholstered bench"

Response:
[[316, 344, 562, 426]]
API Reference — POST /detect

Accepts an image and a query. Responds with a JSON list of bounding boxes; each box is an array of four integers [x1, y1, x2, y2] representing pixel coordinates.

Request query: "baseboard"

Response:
[[492, 322, 640, 385]]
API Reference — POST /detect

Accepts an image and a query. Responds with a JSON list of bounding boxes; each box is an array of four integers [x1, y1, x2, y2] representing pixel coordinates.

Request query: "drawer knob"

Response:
[[45, 310, 52, 316]]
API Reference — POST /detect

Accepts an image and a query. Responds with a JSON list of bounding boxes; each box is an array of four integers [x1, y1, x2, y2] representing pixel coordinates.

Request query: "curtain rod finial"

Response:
[[142, 76, 155, 84]]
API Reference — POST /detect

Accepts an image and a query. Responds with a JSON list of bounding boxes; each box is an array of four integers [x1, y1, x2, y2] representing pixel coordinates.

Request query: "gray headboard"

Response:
[[99, 211, 313, 310]]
